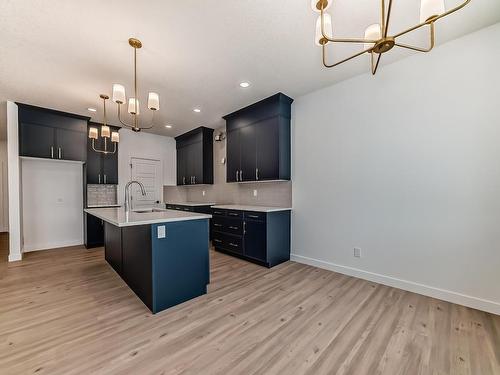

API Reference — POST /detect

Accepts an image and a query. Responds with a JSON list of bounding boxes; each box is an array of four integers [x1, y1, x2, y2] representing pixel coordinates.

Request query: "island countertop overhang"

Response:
[[84, 207, 212, 227]]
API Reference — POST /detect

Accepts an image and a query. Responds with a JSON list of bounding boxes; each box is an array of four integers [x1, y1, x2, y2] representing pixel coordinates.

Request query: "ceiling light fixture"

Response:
[[111, 38, 160, 132], [165, 125, 172, 128], [88, 94, 120, 154], [193, 108, 201, 113], [239, 82, 251, 88], [312, 0, 470, 75], [87, 107, 97, 112]]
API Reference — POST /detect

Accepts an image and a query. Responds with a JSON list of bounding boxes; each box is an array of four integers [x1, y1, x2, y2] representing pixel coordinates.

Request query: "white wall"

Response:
[[6, 101, 22, 261], [21, 158, 84, 251], [118, 128, 176, 204], [0, 140, 9, 232], [292, 23, 500, 315]]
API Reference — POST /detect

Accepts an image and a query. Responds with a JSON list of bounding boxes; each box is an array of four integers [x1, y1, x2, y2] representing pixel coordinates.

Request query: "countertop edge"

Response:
[[84, 208, 212, 227], [210, 205, 292, 213]]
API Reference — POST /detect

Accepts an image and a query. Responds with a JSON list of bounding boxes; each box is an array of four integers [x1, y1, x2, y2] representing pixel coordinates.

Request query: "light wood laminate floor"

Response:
[[0, 236, 498, 375]]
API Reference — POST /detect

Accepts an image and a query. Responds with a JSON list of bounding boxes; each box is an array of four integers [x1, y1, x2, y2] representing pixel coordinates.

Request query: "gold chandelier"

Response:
[[312, 0, 471, 75], [111, 38, 160, 132], [88, 94, 120, 154]]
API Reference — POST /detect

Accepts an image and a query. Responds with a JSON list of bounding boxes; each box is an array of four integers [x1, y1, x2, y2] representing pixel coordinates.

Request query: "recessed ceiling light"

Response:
[[239, 82, 251, 88], [87, 107, 97, 112], [165, 125, 172, 129], [193, 108, 201, 113]]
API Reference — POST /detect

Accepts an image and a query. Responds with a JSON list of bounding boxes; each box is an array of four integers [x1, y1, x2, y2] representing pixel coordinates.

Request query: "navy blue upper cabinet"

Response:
[[223, 93, 293, 182], [18, 103, 89, 161], [175, 127, 214, 185]]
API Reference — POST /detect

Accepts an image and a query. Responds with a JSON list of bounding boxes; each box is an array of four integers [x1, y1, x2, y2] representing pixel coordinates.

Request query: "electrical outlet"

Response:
[[202, 190, 206, 196], [157, 225, 166, 239], [353, 247, 361, 258], [253, 189, 258, 197]]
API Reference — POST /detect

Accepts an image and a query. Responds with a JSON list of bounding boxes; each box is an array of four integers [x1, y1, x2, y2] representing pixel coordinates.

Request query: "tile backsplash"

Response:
[[87, 184, 118, 206], [164, 126, 292, 207]]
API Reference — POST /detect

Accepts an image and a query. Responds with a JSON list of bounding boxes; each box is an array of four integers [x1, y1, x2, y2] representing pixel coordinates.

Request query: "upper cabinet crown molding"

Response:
[[223, 93, 293, 183], [175, 126, 214, 186], [16, 102, 91, 122]]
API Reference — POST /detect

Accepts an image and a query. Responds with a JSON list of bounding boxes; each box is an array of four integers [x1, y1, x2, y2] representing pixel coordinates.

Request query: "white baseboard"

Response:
[[23, 239, 83, 253], [8, 252, 22, 262], [290, 253, 500, 316]]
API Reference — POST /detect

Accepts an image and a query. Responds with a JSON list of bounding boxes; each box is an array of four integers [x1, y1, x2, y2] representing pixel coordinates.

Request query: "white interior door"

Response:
[[130, 157, 161, 207]]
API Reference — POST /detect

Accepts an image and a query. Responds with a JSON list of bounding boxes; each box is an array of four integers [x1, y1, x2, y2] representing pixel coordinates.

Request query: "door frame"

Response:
[[129, 157, 162, 206]]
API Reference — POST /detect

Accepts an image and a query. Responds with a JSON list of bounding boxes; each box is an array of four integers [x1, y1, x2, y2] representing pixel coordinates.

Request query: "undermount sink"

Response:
[[132, 208, 166, 214]]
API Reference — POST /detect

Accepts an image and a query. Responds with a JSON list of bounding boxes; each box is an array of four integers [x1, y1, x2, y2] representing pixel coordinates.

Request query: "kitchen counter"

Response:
[[84, 207, 211, 227], [210, 204, 292, 213]]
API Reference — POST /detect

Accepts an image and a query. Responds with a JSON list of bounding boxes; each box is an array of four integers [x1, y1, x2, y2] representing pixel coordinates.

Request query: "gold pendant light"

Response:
[[111, 38, 160, 132], [312, 0, 471, 75], [88, 94, 120, 154]]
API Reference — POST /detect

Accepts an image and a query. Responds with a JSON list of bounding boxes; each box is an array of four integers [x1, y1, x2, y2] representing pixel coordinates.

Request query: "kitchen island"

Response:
[[84, 207, 211, 314]]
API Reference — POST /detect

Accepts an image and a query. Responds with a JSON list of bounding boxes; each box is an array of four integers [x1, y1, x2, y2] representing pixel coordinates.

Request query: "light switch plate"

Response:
[[157, 225, 166, 239], [253, 189, 258, 197]]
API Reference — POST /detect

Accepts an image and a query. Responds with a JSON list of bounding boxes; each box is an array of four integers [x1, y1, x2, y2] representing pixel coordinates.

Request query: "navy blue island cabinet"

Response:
[[102, 218, 210, 314]]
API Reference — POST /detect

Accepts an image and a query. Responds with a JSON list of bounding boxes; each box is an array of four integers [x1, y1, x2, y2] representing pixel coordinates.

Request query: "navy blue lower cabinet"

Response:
[[211, 209, 291, 268]]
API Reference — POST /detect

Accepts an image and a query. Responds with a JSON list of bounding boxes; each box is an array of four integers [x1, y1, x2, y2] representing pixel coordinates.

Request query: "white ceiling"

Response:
[[0, 0, 499, 138]]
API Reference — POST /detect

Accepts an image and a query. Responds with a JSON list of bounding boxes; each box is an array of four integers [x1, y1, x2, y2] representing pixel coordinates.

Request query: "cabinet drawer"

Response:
[[225, 236, 243, 254], [212, 209, 226, 217], [211, 233, 243, 255], [225, 217, 243, 236], [244, 211, 267, 221], [211, 217, 225, 231], [226, 210, 243, 219]]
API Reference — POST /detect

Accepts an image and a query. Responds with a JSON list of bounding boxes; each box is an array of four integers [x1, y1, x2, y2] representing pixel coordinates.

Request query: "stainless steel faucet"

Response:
[[124, 180, 146, 213]]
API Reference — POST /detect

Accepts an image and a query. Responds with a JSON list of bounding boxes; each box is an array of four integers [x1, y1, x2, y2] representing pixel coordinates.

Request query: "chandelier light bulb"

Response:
[[148, 92, 160, 111], [128, 98, 140, 115], [364, 24, 382, 50], [101, 125, 111, 138], [111, 131, 120, 143], [420, 0, 445, 23], [88, 127, 98, 140], [112, 84, 126, 104], [315, 13, 333, 46]]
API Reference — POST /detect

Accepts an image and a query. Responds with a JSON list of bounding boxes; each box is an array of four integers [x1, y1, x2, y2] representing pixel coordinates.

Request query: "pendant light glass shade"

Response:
[[364, 24, 381, 50], [420, 0, 445, 23], [315, 13, 333, 46], [112, 84, 126, 104], [88, 127, 98, 140], [111, 131, 120, 143], [147, 92, 160, 110], [128, 98, 140, 115], [311, 0, 331, 12], [101, 125, 110, 138]]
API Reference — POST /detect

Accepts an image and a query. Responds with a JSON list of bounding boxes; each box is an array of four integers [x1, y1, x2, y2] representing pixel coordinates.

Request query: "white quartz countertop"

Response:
[[84, 207, 212, 227], [166, 202, 217, 207], [210, 205, 292, 213]]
